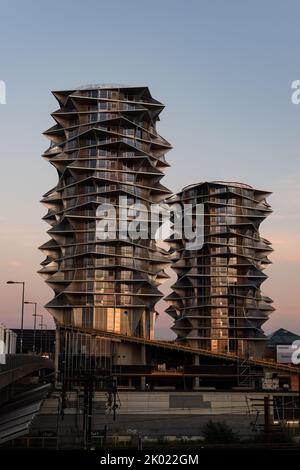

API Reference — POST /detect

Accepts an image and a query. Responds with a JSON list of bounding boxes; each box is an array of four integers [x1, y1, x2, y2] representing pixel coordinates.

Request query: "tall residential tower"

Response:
[[39, 85, 171, 373], [166, 181, 274, 358]]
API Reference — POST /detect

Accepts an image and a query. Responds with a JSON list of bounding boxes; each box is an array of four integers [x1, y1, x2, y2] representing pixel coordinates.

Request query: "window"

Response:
[[99, 90, 112, 99], [67, 140, 76, 150], [82, 307, 93, 327], [89, 148, 97, 156]]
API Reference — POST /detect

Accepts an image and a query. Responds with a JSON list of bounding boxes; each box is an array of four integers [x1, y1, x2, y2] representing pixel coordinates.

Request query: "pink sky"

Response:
[[0, 208, 299, 338], [0, 0, 300, 340]]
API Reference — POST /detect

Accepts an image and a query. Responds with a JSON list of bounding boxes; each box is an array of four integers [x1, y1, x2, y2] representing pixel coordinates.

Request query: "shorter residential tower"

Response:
[[166, 181, 274, 358]]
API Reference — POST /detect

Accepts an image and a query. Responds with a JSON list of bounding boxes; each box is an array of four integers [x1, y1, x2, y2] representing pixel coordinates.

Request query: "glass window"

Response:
[[91, 113, 98, 122], [82, 307, 93, 327], [99, 90, 112, 99]]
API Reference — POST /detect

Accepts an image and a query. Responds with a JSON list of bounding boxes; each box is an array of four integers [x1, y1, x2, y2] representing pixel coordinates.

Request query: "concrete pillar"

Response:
[[141, 344, 146, 363], [140, 344, 146, 390], [140, 376, 146, 391], [55, 328, 60, 385], [0, 325, 4, 354], [193, 354, 200, 390], [149, 311, 156, 340], [9, 330, 16, 353], [0, 325, 5, 363], [12, 333, 17, 354], [4, 330, 9, 354], [9, 331, 13, 353]]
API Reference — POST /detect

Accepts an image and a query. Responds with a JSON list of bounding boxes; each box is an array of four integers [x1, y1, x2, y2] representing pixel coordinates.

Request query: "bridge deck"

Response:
[[59, 325, 300, 375], [0, 355, 54, 389]]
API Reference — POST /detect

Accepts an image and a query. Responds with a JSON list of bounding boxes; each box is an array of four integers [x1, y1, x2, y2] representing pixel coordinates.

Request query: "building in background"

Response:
[[12, 329, 55, 355], [266, 328, 300, 362], [39, 85, 278, 386], [166, 181, 274, 358], [39, 85, 171, 376], [0, 324, 17, 356]]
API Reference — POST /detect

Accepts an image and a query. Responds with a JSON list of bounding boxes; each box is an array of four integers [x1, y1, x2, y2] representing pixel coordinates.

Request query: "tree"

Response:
[[202, 420, 240, 444]]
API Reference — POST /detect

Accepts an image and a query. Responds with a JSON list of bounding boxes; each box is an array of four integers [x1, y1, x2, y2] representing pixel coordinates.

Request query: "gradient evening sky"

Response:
[[0, 0, 300, 338]]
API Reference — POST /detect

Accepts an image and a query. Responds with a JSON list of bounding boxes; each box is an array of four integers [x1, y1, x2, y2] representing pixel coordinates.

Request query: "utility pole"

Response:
[[112, 378, 118, 422], [87, 373, 94, 449], [56, 344, 119, 450], [6, 281, 25, 353], [264, 395, 270, 440], [24, 301, 37, 353], [34, 314, 43, 353], [83, 370, 94, 450]]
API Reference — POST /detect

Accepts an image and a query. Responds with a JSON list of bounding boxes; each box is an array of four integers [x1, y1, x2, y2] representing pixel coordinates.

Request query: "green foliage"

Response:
[[202, 420, 240, 444]]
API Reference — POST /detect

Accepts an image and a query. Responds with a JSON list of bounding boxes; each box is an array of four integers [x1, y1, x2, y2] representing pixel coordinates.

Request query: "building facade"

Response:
[[39, 85, 171, 372], [166, 181, 274, 358], [0, 324, 17, 356], [39, 85, 276, 379]]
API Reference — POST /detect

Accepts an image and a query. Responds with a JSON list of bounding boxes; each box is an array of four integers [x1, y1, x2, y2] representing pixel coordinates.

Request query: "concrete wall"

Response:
[[37, 391, 276, 438], [114, 343, 145, 365], [97, 391, 270, 415], [40, 390, 276, 416]]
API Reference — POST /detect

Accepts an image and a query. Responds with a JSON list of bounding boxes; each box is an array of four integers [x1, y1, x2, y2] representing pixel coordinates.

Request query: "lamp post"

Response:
[[44, 324, 48, 353], [39, 322, 48, 353], [34, 314, 43, 353], [24, 301, 37, 353], [6, 281, 25, 353]]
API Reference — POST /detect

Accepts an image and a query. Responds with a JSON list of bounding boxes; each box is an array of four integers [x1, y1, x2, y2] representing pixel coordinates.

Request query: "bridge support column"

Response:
[[140, 344, 146, 391], [55, 327, 60, 386], [0, 326, 4, 357], [4, 329, 9, 355], [193, 355, 200, 390], [140, 376, 146, 391]]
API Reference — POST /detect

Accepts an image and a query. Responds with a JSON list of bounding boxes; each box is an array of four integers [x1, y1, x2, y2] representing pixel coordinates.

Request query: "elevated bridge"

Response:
[[0, 355, 54, 389], [59, 324, 300, 376]]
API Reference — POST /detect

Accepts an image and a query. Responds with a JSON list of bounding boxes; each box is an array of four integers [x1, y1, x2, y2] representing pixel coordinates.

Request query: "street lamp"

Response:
[[24, 301, 37, 353], [44, 324, 49, 353], [39, 322, 48, 353], [6, 281, 25, 353], [35, 315, 43, 353]]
